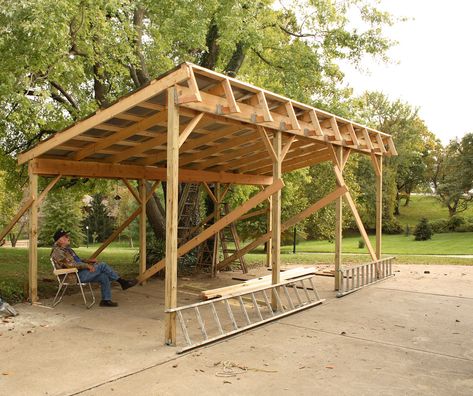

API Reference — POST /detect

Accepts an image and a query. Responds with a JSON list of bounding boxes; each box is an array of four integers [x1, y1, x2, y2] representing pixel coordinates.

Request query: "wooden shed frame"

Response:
[[1, 62, 396, 345]]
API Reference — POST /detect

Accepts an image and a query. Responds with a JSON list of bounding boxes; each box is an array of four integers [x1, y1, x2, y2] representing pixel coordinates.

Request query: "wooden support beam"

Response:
[[370, 153, 381, 177], [257, 91, 273, 122], [18, 65, 190, 164], [202, 182, 218, 203], [239, 207, 268, 221], [141, 121, 251, 166], [347, 124, 360, 147], [220, 183, 232, 202], [375, 133, 387, 154], [387, 136, 398, 156], [257, 126, 277, 162], [330, 117, 343, 142], [30, 158, 274, 186], [363, 128, 374, 151], [165, 86, 179, 346], [217, 186, 347, 270], [37, 174, 61, 205], [281, 135, 296, 161], [28, 162, 38, 303], [271, 130, 282, 309], [211, 184, 221, 277], [308, 110, 324, 137], [179, 131, 256, 167], [89, 182, 159, 259], [74, 111, 168, 161], [185, 64, 203, 102], [122, 178, 141, 203], [266, 196, 272, 268], [191, 142, 267, 171], [334, 146, 343, 291], [222, 79, 240, 113], [137, 179, 285, 283], [333, 166, 377, 261], [374, 155, 383, 260], [139, 179, 147, 280], [178, 112, 204, 148], [285, 102, 301, 131], [0, 197, 34, 243], [342, 148, 351, 169], [0, 175, 61, 243]]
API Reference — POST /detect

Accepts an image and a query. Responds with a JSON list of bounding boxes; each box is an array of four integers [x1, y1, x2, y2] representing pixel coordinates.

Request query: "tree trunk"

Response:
[[404, 193, 411, 206], [394, 192, 401, 216], [224, 41, 246, 77], [145, 182, 166, 240]]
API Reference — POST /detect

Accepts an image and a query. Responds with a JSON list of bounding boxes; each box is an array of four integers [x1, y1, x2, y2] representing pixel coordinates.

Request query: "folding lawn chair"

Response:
[[50, 258, 96, 309]]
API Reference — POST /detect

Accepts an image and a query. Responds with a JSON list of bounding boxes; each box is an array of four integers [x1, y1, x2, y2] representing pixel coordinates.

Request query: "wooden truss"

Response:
[[1, 62, 396, 346]]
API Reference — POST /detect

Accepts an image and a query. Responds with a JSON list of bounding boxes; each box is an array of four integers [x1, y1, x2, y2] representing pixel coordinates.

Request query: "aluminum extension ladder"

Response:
[[167, 274, 324, 353]]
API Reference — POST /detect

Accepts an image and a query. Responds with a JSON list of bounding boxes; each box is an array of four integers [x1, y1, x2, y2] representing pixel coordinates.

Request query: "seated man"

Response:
[[50, 229, 137, 307]]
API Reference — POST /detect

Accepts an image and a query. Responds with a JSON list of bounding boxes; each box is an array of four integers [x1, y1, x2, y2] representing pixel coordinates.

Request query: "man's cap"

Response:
[[53, 229, 70, 242]]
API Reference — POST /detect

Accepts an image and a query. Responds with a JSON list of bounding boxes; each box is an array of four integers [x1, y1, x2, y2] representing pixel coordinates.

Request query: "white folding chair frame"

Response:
[[51, 259, 96, 309]]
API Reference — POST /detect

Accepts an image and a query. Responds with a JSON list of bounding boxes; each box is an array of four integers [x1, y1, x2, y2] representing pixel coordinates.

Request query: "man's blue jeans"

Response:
[[78, 263, 119, 301]]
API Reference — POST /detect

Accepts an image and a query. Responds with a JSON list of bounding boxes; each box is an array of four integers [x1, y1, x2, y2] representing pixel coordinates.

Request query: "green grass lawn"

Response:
[[278, 232, 473, 255], [396, 195, 473, 226]]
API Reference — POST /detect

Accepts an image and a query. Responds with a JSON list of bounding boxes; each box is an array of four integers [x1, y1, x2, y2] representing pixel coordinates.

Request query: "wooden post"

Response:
[[266, 196, 272, 267], [271, 130, 282, 309], [375, 156, 383, 259], [165, 86, 179, 346], [139, 179, 147, 281], [334, 146, 343, 291], [212, 183, 220, 277], [28, 162, 38, 303]]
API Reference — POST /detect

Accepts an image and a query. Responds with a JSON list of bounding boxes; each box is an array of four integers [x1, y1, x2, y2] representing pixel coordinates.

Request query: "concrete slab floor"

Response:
[[1, 264, 472, 396]]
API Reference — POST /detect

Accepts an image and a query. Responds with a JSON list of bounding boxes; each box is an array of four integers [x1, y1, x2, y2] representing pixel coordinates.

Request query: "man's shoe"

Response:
[[99, 300, 118, 307], [120, 279, 138, 291]]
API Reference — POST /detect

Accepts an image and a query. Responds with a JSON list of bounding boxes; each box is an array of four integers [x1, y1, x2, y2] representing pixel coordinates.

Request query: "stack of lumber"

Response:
[[201, 267, 316, 300]]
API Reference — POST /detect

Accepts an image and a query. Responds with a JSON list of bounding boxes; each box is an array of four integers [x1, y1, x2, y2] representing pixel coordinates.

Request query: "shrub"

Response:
[[447, 215, 465, 231], [456, 223, 473, 232], [413, 218, 433, 241], [430, 219, 449, 233], [382, 218, 403, 234], [358, 240, 365, 249]]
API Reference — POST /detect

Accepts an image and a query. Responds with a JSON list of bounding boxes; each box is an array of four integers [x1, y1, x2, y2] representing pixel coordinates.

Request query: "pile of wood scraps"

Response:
[[201, 267, 316, 300]]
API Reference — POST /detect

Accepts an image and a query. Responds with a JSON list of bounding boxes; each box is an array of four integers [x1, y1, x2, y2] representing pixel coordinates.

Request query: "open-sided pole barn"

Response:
[[1, 62, 396, 346]]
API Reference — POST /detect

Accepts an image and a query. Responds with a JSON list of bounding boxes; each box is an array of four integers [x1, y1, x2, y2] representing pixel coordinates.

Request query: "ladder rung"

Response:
[[300, 279, 311, 302], [177, 310, 192, 346], [210, 302, 224, 335], [251, 292, 264, 321], [224, 299, 238, 330], [292, 283, 303, 306], [261, 289, 275, 317], [282, 285, 295, 310], [238, 296, 252, 325], [194, 307, 208, 340]]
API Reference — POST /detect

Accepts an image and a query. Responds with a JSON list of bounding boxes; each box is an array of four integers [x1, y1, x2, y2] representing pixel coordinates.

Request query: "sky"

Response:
[[342, 0, 473, 144]]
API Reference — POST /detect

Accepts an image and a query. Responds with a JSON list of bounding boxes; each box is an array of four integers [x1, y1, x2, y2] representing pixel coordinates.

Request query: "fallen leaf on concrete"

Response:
[[456, 319, 460, 323], [2, 372, 12, 376], [424, 271, 430, 274], [325, 365, 335, 369], [223, 381, 232, 384], [340, 331, 346, 335], [172, 364, 178, 368]]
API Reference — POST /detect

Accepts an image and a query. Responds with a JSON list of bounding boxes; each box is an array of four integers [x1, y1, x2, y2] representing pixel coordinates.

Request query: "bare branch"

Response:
[[252, 49, 284, 70], [50, 81, 79, 110]]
